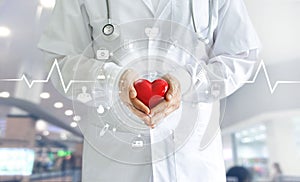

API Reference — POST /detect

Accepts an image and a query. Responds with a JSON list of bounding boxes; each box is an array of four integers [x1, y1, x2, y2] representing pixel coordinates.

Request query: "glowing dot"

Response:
[[70, 122, 78, 128], [40, 92, 50, 99], [36, 120, 47, 131], [43, 130, 50, 136], [54, 102, 63, 109], [65, 110, 73, 116], [0, 26, 11, 37], [0, 91, 10, 98], [73, 115, 81, 122]]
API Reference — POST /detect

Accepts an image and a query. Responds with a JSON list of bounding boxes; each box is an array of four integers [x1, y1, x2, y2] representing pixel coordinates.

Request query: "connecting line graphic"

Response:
[[1, 59, 300, 94], [240, 60, 300, 94], [0, 59, 95, 93]]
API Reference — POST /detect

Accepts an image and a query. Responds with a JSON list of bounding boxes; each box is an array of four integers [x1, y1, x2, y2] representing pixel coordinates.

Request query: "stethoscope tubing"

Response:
[[103, 0, 213, 44]]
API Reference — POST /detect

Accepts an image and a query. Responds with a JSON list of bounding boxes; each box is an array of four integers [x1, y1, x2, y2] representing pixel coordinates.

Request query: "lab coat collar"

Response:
[[142, 0, 171, 18], [142, 0, 155, 16], [155, 0, 171, 18]]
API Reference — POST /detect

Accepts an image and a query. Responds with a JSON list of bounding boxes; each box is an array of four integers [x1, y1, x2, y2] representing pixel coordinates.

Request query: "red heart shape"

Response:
[[134, 79, 169, 108]]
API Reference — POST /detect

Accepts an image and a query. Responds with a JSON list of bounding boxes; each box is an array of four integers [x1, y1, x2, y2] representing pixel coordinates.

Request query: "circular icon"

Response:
[[102, 24, 114, 36], [71, 19, 227, 165]]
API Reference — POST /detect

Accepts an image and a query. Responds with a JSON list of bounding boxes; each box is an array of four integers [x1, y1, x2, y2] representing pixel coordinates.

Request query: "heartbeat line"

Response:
[[241, 60, 300, 94], [0, 59, 299, 94], [0, 59, 95, 93]]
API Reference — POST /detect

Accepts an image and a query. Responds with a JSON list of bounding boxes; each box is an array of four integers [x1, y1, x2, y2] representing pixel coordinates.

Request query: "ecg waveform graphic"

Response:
[[0, 59, 300, 94], [0, 59, 95, 93], [243, 61, 300, 94]]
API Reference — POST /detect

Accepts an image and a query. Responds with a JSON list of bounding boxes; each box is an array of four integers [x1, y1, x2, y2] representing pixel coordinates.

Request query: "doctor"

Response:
[[38, 0, 260, 181]]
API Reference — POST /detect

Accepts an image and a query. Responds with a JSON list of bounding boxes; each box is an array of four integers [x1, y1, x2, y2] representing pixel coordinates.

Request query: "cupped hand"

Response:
[[148, 74, 181, 128], [118, 69, 151, 124]]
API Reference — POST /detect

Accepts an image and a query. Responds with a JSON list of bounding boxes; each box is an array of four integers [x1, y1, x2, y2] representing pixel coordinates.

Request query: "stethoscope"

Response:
[[102, 0, 213, 44], [102, 0, 114, 36]]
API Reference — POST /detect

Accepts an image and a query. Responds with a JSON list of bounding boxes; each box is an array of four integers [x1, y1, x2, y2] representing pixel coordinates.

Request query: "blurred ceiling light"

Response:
[[40, 92, 50, 99], [241, 137, 253, 143], [65, 110, 73, 116], [60, 133, 68, 140], [255, 134, 266, 141], [0, 91, 10, 98], [73, 115, 81, 122], [36, 119, 47, 131], [241, 130, 249, 136], [40, 0, 56, 8], [70, 121, 78, 128], [259, 125, 266, 131], [54, 102, 63, 109], [43, 130, 50, 136], [0, 26, 11, 37]]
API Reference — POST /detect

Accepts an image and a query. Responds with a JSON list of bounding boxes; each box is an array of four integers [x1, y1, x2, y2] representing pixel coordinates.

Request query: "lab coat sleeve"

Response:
[[188, 0, 261, 102], [38, 0, 121, 98]]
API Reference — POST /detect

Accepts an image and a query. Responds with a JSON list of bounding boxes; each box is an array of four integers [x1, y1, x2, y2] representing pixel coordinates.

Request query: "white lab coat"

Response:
[[38, 0, 261, 181]]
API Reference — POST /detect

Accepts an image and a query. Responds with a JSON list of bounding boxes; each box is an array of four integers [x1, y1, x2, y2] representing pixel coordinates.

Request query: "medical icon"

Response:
[[196, 69, 207, 83], [149, 72, 158, 80], [102, 24, 114, 36], [97, 105, 105, 114], [145, 27, 159, 38], [132, 140, 144, 148], [211, 83, 221, 98], [99, 124, 110, 137], [97, 49, 110, 60], [71, 19, 217, 164], [131, 138, 144, 148], [97, 75, 106, 80], [77, 86, 92, 103]]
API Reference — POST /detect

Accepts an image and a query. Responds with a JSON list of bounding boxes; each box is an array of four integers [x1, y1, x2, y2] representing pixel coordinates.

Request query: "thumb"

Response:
[[129, 85, 137, 98]]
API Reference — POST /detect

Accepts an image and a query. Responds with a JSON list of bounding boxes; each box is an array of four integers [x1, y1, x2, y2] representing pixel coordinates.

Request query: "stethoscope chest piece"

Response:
[[102, 23, 114, 36], [102, 23, 120, 41]]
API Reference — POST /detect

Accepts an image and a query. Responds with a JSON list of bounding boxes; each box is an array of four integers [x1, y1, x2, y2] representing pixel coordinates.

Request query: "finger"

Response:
[[150, 97, 181, 122], [131, 97, 150, 114], [127, 104, 150, 124], [163, 75, 179, 101], [145, 117, 153, 127], [150, 112, 166, 126], [119, 70, 130, 88], [149, 100, 169, 117], [151, 102, 181, 125], [129, 85, 137, 98]]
